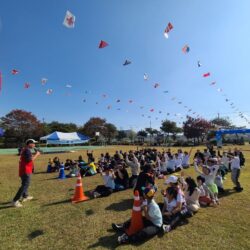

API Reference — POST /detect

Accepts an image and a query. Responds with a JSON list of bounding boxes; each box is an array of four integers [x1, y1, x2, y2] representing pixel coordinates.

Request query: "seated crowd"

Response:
[[46, 146, 245, 244]]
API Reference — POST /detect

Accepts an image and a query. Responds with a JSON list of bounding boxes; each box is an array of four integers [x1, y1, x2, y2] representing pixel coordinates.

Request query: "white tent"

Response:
[[40, 131, 89, 145]]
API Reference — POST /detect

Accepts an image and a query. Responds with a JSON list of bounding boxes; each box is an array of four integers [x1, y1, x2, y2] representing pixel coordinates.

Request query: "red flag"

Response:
[[0, 72, 2, 92], [99, 40, 109, 48], [11, 69, 19, 75], [203, 72, 210, 77]]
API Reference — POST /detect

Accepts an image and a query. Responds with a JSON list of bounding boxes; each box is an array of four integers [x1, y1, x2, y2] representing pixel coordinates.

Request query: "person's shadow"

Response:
[[105, 199, 133, 212], [87, 233, 119, 249]]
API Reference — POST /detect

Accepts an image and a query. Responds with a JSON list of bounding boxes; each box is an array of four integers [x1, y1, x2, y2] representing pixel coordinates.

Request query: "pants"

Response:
[[95, 185, 113, 197], [124, 218, 161, 243], [13, 174, 31, 202], [231, 168, 242, 189], [129, 175, 138, 188]]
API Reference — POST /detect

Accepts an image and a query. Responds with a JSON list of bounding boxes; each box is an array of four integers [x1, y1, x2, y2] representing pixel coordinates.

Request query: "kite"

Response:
[[171, 97, 176, 101], [0, 72, 2, 92], [117, 108, 121, 111], [95, 102, 98, 105], [102, 94, 107, 98], [116, 99, 121, 103], [150, 109, 154, 112], [107, 105, 111, 110], [163, 90, 169, 93], [182, 45, 190, 53], [99, 40, 109, 48], [164, 22, 173, 39], [46, 89, 53, 95], [83, 99, 87, 103], [63, 10, 75, 28], [203, 72, 210, 77], [66, 84, 72, 88], [167, 113, 170, 115], [210, 81, 216, 86], [217, 88, 222, 92], [24, 82, 30, 89], [142, 114, 145, 117], [128, 100, 133, 103], [11, 69, 19, 75], [159, 111, 162, 114], [140, 106, 144, 109], [178, 102, 182, 104], [144, 73, 148, 81], [154, 83, 160, 88], [123, 60, 131, 66], [41, 78, 48, 85], [197, 61, 202, 67]]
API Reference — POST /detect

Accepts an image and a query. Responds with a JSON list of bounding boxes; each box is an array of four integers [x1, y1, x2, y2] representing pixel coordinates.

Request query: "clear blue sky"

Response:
[[1, 0, 250, 131]]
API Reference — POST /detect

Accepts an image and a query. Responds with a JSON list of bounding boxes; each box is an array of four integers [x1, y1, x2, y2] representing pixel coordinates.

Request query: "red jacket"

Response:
[[19, 147, 33, 176]]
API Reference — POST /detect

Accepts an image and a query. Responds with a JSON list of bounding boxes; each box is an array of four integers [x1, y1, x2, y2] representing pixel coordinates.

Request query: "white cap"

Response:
[[165, 175, 178, 185], [26, 139, 38, 145]]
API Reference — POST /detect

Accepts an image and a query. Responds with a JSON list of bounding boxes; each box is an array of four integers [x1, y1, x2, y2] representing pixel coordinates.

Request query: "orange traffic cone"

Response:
[[125, 190, 144, 236], [71, 173, 89, 203]]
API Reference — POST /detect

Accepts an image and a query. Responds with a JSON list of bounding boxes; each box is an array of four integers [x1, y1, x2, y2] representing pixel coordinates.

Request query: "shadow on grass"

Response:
[[219, 189, 237, 198], [28, 230, 44, 240], [42, 199, 71, 207], [87, 233, 119, 249], [33, 171, 48, 175], [105, 198, 133, 212], [85, 209, 95, 216], [0, 205, 13, 210]]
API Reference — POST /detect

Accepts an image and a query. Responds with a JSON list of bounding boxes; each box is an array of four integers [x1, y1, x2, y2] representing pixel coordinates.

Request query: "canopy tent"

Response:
[[215, 129, 250, 146], [40, 131, 90, 145]]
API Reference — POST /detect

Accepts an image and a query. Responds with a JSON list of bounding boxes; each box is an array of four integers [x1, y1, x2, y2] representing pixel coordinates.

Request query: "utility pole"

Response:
[[217, 113, 220, 119]]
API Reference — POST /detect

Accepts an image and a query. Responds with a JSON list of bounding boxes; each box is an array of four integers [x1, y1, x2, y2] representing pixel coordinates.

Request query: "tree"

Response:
[[0, 109, 44, 146], [210, 117, 233, 129], [79, 117, 107, 138], [137, 130, 148, 143], [127, 130, 137, 143], [45, 121, 78, 133], [183, 116, 212, 145], [103, 123, 118, 143], [116, 130, 127, 141], [160, 120, 179, 142]]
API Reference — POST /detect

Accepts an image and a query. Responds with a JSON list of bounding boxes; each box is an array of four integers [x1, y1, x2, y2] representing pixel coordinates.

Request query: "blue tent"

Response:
[[40, 131, 89, 145], [215, 129, 250, 146]]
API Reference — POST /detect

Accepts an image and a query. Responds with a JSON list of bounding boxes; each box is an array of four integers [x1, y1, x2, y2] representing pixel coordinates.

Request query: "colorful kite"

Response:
[[99, 40, 109, 48], [164, 22, 173, 39], [11, 69, 19, 75], [182, 45, 190, 53], [24, 82, 30, 89], [150, 109, 154, 112], [63, 11, 75, 28], [41, 78, 48, 85], [123, 60, 131, 66], [46, 89, 53, 95], [203, 72, 210, 77]]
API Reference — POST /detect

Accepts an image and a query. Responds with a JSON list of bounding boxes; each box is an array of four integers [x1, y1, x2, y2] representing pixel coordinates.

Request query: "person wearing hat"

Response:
[[114, 187, 163, 244], [12, 139, 40, 208]]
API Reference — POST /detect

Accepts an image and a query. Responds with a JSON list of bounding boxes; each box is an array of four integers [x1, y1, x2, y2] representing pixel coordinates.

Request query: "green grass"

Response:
[[0, 145, 249, 250]]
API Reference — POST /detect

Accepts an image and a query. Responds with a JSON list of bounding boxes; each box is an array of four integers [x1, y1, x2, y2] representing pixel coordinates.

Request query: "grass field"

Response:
[[0, 145, 250, 250]]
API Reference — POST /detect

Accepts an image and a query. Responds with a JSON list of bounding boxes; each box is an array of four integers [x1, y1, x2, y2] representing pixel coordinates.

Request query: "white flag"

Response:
[[63, 11, 75, 28]]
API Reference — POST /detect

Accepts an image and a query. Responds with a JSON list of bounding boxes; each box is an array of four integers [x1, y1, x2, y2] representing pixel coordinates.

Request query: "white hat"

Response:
[[165, 175, 178, 185], [25, 139, 38, 145]]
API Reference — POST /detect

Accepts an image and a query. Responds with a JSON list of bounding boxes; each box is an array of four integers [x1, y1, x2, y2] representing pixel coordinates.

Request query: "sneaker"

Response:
[[163, 224, 171, 233], [112, 223, 124, 232], [22, 196, 33, 202], [118, 233, 129, 244], [12, 201, 23, 208], [93, 192, 101, 198]]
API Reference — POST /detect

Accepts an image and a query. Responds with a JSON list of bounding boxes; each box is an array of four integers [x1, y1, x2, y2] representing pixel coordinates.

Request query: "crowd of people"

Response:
[[12, 139, 246, 245]]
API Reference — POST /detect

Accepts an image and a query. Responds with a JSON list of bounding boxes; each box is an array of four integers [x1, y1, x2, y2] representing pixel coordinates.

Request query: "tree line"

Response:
[[0, 109, 234, 147]]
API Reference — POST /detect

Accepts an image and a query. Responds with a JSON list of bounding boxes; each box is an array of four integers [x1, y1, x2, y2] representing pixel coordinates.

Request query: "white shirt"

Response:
[[231, 157, 240, 170], [167, 159, 176, 171], [182, 155, 190, 166], [147, 199, 163, 227], [163, 197, 177, 212], [102, 174, 115, 189]]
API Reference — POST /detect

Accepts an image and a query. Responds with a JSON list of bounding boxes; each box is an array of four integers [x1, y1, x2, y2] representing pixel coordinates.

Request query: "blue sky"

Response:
[[1, 0, 250, 131]]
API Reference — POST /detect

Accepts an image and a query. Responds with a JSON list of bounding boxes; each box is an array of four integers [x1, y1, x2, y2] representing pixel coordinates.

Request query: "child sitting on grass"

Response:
[[93, 166, 115, 198], [196, 175, 212, 206], [112, 187, 163, 244]]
